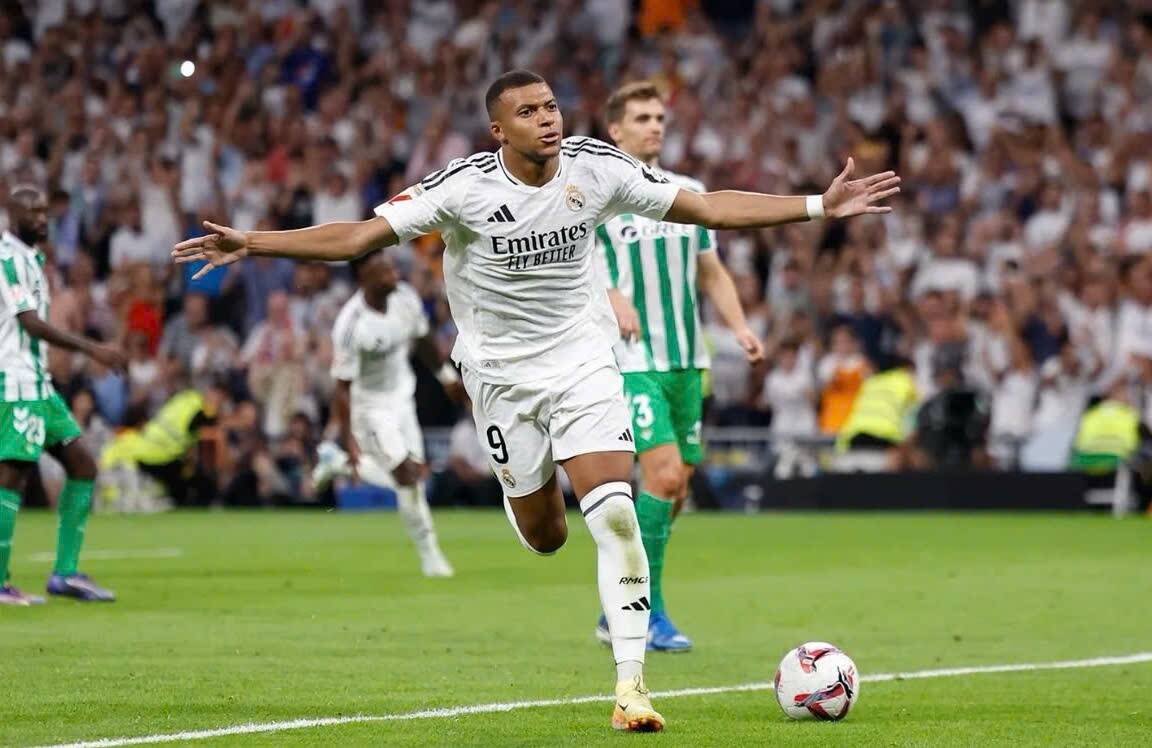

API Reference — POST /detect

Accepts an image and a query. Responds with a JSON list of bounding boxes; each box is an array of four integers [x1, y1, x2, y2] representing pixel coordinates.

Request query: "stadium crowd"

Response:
[[1, 0, 1151, 504]]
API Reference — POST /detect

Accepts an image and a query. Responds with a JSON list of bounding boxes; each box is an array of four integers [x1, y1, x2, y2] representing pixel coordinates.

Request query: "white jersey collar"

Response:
[[495, 148, 564, 190], [0, 231, 36, 255]]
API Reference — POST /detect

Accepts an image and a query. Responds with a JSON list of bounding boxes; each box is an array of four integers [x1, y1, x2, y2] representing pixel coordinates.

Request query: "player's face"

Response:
[[491, 83, 563, 163], [609, 98, 665, 162], [10, 193, 49, 243], [360, 254, 398, 294]]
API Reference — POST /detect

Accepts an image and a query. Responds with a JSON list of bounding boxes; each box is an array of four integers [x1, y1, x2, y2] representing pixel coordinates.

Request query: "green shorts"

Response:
[[621, 369, 704, 464], [0, 391, 82, 462]]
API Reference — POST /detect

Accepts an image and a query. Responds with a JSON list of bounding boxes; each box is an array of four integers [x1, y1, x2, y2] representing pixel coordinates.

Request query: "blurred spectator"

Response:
[[817, 325, 872, 434], [761, 338, 816, 441], [159, 293, 212, 375], [911, 343, 992, 470], [241, 289, 310, 439]]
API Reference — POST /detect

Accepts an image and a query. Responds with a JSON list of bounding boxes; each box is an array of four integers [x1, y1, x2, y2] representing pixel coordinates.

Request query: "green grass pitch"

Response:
[[2, 509, 1150, 746]]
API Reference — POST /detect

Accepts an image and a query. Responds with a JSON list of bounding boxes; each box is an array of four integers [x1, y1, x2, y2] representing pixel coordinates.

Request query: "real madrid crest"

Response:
[[500, 468, 517, 489], [565, 184, 585, 212]]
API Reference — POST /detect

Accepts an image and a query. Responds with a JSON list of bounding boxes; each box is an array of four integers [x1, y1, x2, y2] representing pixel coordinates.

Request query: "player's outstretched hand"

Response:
[[821, 158, 901, 219], [172, 221, 250, 280], [736, 327, 765, 364]]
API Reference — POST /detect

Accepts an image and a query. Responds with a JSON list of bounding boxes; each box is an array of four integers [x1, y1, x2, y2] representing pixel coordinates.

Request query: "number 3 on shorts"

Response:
[[630, 393, 654, 429], [486, 425, 509, 464]]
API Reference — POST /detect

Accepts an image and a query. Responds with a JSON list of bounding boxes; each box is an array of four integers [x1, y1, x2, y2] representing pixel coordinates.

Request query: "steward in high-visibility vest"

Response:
[[100, 390, 216, 469], [836, 362, 917, 451], [1070, 398, 1140, 474], [99, 385, 226, 507]]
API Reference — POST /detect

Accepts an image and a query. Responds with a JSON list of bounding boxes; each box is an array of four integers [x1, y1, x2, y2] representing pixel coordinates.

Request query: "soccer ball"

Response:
[[774, 641, 859, 721]]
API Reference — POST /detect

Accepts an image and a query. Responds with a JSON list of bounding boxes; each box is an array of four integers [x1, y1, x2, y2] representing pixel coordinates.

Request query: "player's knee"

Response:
[[392, 461, 420, 487], [523, 516, 568, 554], [0, 461, 30, 490], [648, 463, 687, 501], [68, 451, 99, 482]]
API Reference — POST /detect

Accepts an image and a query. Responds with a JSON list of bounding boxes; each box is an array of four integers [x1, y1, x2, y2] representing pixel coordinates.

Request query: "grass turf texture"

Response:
[[1, 510, 1149, 747]]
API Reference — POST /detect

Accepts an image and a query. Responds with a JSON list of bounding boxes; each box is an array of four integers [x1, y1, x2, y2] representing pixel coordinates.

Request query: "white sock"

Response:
[[395, 482, 441, 559], [580, 481, 648, 681]]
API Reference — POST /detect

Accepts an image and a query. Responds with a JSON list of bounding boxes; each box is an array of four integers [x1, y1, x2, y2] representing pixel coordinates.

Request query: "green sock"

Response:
[[54, 479, 94, 576], [635, 491, 675, 614], [0, 486, 20, 583]]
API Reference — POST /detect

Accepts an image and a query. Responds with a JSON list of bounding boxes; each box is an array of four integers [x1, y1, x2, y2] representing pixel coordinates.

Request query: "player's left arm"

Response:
[[696, 251, 764, 363], [664, 159, 900, 229], [15, 311, 127, 371]]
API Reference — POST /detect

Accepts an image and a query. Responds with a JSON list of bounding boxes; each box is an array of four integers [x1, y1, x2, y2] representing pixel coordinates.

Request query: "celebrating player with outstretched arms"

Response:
[[173, 70, 898, 733]]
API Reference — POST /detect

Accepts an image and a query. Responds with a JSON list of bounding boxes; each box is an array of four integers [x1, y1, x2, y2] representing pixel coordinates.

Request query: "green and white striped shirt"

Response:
[[596, 169, 715, 373], [0, 232, 51, 401]]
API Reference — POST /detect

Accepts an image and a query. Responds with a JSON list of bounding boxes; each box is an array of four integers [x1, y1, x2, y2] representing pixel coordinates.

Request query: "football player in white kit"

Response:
[[173, 70, 900, 732], [315, 250, 454, 578]]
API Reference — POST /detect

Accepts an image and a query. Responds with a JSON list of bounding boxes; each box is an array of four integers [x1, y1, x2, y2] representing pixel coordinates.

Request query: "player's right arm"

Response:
[[696, 251, 764, 363], [172, 217, 399, 281], [0, 257, 125, 369], [174, 157, 476, 279], [331, 378, 360, 481], [13, 312, 127, 371], [594, 223, 640, 341], [329, 311, 362, 480]]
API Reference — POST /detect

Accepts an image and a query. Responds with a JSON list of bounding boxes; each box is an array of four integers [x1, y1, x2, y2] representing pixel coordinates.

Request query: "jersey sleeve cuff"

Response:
[[651, 183, 682, 221], [373, 203, 422, 244]]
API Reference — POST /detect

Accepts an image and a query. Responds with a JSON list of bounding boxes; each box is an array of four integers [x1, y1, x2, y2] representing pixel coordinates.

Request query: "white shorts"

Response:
[[352, 398, 424, 488], [462, 355, 635, 497]]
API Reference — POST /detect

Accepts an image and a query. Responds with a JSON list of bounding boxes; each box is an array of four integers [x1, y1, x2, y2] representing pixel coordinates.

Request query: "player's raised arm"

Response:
[[172, 217, 399, 280], [664, 158, 900, 229]]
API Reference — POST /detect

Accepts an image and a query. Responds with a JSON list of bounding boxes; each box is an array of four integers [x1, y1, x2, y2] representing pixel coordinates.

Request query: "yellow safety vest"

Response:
[[1072, 400, 1139, 465], [836, 368, 916, 450], [100, 390, 207, 467]]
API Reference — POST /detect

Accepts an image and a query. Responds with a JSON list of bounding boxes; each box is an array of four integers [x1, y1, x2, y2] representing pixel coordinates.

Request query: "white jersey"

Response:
[[330, 283, 429, 405], [0, 231, 52, 401], [596, 169, 714, 373], [374, 136, 681, 384]]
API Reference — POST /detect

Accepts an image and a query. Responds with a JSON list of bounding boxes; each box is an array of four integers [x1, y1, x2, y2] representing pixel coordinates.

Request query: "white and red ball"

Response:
[[774, 641, 859, 720]]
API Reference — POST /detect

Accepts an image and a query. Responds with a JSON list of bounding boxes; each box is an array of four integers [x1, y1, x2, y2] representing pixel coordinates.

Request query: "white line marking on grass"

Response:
[[37, 651, 1152, 748], [26, 548, 184, 563]]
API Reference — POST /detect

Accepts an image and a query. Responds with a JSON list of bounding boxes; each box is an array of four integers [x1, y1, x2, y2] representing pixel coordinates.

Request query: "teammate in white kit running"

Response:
[[314, 250, 454, 578], [173, 70, 901, 733]]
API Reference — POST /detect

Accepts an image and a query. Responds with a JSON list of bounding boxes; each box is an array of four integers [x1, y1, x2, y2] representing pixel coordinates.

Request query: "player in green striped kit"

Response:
[[593, 83, 765, 650], [0, 187, 125, 605]]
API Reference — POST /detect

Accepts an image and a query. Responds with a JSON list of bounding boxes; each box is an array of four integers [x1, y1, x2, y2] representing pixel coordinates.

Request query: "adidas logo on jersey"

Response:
[[486, 204, 515, 223]]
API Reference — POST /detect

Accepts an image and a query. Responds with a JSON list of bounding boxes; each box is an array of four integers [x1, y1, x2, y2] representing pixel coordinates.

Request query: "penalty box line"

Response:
[[39, 651, 1152, 748]]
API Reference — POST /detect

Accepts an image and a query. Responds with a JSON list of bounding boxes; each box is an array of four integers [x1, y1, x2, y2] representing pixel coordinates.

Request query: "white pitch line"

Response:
[[26, 548, 184, 563], [36, 651, 1152, 748]]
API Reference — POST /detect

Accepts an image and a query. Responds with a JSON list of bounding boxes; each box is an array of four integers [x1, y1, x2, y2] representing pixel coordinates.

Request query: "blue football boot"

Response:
[[647, 611, 692, 652], [46, 572, 116, 602]]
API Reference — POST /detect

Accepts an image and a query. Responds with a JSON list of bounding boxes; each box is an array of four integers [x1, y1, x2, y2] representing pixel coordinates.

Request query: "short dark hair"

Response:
[[485, 70, 547, 117], [603, 81, 663, 125], [350, 248, 383, 277]]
